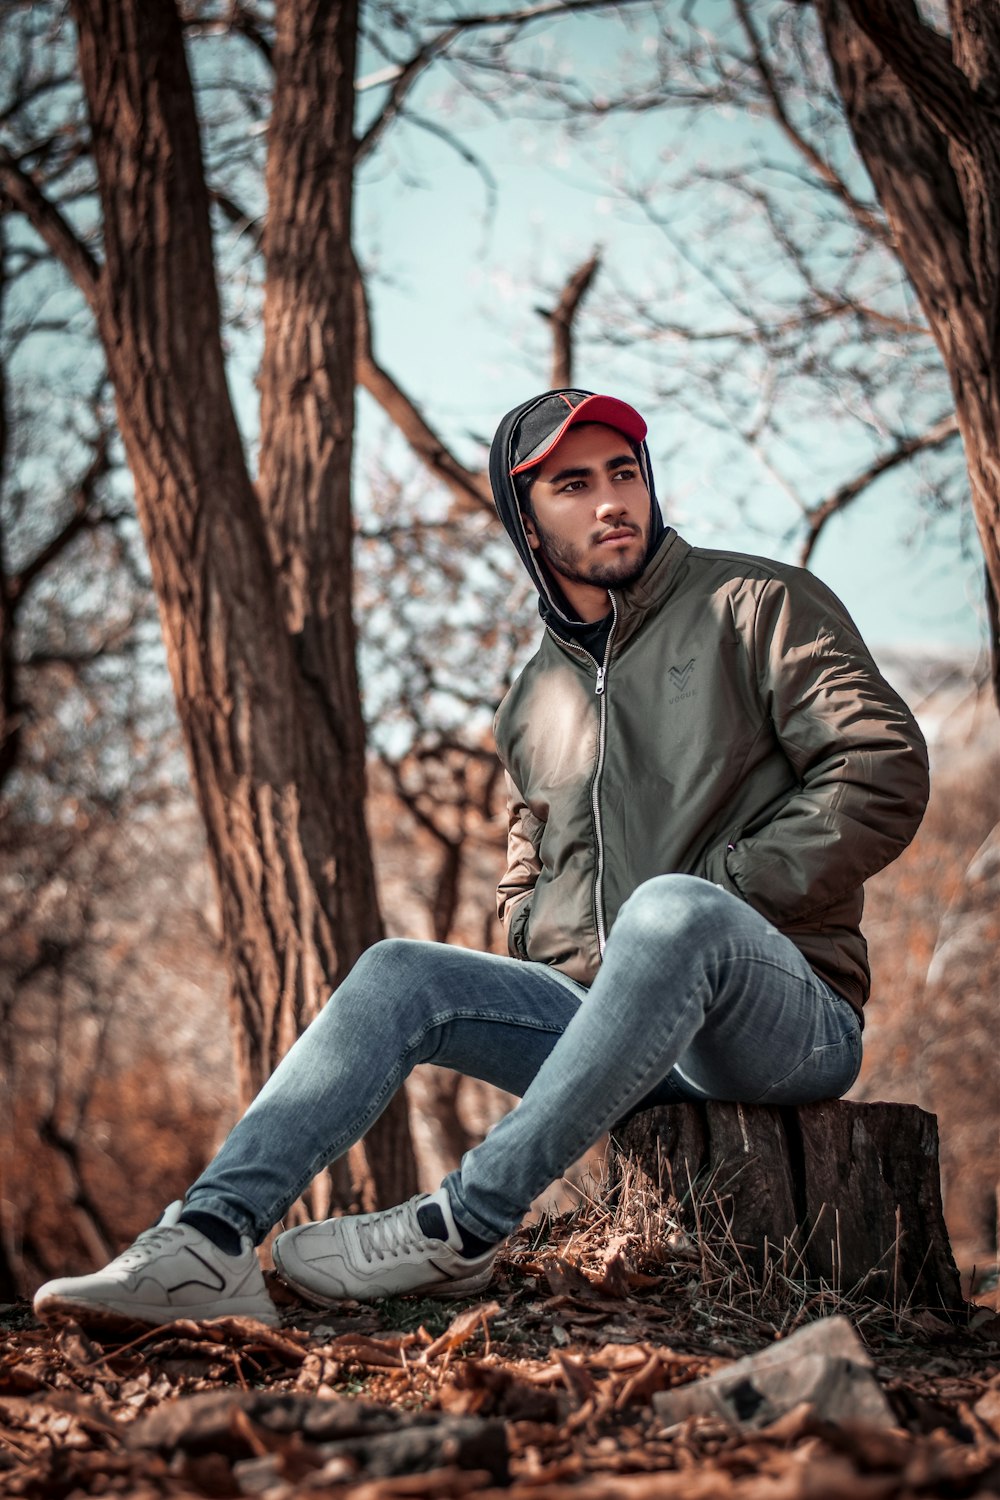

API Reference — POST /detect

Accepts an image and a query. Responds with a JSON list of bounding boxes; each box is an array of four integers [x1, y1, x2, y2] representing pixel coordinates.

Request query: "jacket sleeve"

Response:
[[497, 771, 542, 959], [721, 571, 930, 928]]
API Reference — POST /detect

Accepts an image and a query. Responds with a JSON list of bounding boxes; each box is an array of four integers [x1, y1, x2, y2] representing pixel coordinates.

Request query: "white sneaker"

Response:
[[33, 1201, 279, 1328], [272, 1187, 498, 1305]]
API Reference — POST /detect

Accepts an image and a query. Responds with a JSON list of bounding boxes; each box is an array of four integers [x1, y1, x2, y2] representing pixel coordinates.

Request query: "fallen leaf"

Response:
[[421, 1301, 500, 1363], [543, 1258, 596, 1298], [614, 1352, 676, 1408], [554, 1350, 597, 1404], [322, 1332, 420, 1369]]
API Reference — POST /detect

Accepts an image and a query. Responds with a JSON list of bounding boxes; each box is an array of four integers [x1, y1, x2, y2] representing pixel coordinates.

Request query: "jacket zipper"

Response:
[[590, 600, 617, 954], [544, 602, 617, 957]]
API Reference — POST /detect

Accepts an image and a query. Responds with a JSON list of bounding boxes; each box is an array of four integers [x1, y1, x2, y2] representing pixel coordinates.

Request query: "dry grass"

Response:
[[517, 1152, 990, 1362]]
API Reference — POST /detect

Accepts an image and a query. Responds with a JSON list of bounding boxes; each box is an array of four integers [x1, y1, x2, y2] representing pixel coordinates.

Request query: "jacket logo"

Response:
[[668, 658, 696, 690]]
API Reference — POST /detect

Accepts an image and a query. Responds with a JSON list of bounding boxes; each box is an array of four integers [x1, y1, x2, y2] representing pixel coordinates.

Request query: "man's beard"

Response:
[[534, 520, 648, 591]]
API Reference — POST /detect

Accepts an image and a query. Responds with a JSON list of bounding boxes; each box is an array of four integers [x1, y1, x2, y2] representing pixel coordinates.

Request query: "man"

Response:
[[34, 389, 929, 1328]]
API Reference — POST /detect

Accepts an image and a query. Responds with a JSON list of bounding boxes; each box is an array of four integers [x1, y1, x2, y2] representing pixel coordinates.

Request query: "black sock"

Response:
[[416, 1202, 496, 1259], [179, 1210, 245, 1257]]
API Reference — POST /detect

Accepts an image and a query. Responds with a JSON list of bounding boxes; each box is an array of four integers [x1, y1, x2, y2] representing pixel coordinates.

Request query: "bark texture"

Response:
[[254, 0, 414, 1198], [818, 0, 1000, 609], [611, 1100, 965, 1314], [64, 0, 415, 1205], [0, 307, 15, 796], [0, 229, 19, 798]]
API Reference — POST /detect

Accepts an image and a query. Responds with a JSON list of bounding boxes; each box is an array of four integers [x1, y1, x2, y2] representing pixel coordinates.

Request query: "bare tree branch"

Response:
[[732, 0, 892, 245], [799, 411, 960, 565], [352, 257, 494, 515], [405, 110, 500, 214], [424, 0, 649, 26], [225, 2, 273, 67], [0, 147, 101, 311], [356, 27, 461, 164], [210, 186, 264, 254], [386, 759, 459, 853], [25, 625, 139, 670], [0, 72, 76, 130], [356, 0, 654, 160], [182, 3, 274, 64], [536, 249, 601, 387], [607, 295, 927, 345], [8, 433, 113, 604], [356, 242, 608, 516]]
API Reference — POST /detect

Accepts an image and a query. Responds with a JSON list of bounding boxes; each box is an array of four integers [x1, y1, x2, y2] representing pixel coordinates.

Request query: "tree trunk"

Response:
[[986, 566, 1000, 710], [255, 0, 415, 1206], [432, 840, 463, 944], [0, 482, 16, 798], [818, 0, 1000, 616], [69, 0, 416, 1206], [611, 1100, 965, 1314], [0, 233, 18, 798]]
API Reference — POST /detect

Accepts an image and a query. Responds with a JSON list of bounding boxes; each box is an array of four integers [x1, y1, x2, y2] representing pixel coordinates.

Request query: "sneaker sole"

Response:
[[34, 1295, 280, 1330], [271, 1241, 495, 1307]]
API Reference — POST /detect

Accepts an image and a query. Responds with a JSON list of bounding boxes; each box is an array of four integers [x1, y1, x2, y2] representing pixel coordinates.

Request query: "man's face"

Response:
[[522, 423, 651, 616]]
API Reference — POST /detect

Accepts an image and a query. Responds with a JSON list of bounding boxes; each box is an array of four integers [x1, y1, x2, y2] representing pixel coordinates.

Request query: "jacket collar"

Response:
[[614, 527, 690, 641], [546, 527, 691, 657]]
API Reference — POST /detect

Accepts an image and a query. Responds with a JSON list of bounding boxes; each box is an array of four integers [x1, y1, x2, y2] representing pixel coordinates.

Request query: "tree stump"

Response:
[[609, 1101, 965, 1314]]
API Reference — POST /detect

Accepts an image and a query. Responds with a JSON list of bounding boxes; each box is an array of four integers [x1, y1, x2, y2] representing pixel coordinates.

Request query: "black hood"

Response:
[[488, 388, 668, 628]]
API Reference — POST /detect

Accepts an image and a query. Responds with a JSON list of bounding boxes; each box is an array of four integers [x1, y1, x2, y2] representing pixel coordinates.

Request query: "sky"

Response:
[[9, 0, 988, 690], [345, 3, 986, 665]]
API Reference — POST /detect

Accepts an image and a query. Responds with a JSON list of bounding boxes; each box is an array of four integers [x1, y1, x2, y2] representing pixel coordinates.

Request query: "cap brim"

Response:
[[509, 394, 647, 476]]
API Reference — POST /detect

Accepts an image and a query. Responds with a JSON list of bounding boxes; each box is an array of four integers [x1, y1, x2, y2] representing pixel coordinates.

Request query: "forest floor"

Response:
[[2, 1200, 999, 1500]]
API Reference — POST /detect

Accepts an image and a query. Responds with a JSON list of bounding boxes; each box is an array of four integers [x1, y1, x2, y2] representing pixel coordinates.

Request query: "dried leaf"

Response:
[[614, 1352, 676, 1409], [553, 1350, 597, 1403], [342, 1467, 494, 1499], [543, 1258, 595, 1297], [323, 1332, 418, 1369], [586, 1251, 633, 1298], [55, 1326, 107, 1368], [588, 1343, 654, 1371], [973, 1385, 1000, 1437], [0, 1358, 50, 1394], [438, 1362, 566, 1423], [421, 1301, 500, 1363]]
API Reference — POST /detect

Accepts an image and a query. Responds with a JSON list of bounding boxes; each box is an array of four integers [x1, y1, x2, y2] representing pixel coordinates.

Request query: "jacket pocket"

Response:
[[700, 831, 744, 900], [507, 892, 534, 960]]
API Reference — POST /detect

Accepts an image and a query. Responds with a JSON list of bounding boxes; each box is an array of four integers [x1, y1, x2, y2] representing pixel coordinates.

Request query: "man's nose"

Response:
[[595, 485, 628, 519]]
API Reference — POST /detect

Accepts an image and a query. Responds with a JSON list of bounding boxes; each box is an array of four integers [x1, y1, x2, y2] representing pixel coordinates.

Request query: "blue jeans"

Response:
[[185, 876, 862, 1245]]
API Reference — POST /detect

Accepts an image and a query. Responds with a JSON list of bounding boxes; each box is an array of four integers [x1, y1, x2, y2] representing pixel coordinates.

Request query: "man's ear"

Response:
[[521, 512, 540, 550]]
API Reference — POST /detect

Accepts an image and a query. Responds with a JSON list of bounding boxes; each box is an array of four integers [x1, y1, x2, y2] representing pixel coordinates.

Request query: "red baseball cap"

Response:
[[508, 390, 648, 476]]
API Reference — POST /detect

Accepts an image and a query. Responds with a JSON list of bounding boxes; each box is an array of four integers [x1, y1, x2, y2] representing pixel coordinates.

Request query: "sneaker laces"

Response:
[[355, 1197, 428, 1265], [114, 1221, 193, 1270]]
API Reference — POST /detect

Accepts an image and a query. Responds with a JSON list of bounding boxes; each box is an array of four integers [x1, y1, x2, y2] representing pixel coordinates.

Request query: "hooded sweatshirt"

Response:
[[487, 392, 930, 1014]]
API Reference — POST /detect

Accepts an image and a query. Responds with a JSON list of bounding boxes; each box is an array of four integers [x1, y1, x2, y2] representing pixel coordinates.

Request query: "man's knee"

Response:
[[349, 936, 418, 980], [613, 874, 746, 948], [326, 937, 433, 1023]]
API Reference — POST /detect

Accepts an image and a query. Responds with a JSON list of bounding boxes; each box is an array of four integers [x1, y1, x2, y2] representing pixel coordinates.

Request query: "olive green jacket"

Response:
[[494, 530, 929, 1015]]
